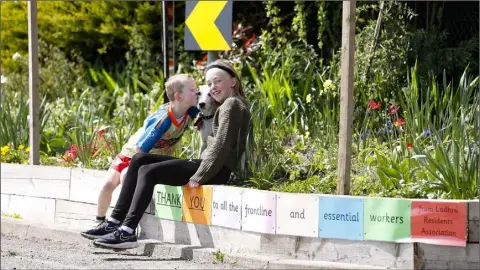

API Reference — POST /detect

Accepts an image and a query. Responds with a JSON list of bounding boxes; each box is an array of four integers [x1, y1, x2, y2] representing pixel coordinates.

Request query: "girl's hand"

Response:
[[187, 180, 200, 188]]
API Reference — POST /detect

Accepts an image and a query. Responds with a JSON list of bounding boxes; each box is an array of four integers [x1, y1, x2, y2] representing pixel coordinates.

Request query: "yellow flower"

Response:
[[306, 94, 312, 104], [1, 145, 10, 156], [26, 147, 30, 152], [18, 145, 24, 150], [323, 79, 334, 90]]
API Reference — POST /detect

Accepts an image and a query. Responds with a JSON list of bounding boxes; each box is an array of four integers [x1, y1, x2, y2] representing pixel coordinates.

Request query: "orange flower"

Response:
[[393, 118, 405, 127], [369, 100, 381, 110]]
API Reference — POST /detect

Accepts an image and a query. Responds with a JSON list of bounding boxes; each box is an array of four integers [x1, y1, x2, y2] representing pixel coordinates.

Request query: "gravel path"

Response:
[[1, 234, 243, 269]]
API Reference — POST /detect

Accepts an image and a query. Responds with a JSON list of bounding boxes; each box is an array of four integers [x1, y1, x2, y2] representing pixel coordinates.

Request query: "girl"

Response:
[[84, 59, 253, 249]]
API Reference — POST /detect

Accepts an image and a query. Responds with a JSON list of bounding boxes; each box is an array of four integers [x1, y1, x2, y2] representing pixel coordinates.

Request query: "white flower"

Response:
[[12, 52, 21, 60], [0, 75, 7, 84], [323, 79, 334, 90]]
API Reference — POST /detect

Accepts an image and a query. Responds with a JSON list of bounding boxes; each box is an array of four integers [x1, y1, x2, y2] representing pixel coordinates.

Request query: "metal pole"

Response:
[[336, 0, 356, 195], [28, 0, 40, 165], [170, 2, 176, 74], [162, 0, 169, 103], [207, 51, 218, 64]]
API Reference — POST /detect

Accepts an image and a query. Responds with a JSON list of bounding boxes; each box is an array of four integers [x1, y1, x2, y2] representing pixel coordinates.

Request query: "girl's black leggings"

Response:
[[110, 152, 231, 229]]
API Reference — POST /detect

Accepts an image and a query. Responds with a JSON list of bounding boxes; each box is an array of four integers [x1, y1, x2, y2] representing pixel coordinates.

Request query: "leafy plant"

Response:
[[406, 66, 479, 199], [0, 92, 51, 149]]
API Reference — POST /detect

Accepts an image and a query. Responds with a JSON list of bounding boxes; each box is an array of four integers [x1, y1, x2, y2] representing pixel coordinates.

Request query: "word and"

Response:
[[369, 213, 404, 224], [188, 196, 205, 211], [213, 200, 239, 212], [244, 204, 272, 218], [416, 205, 459, 214], [157, 191, 181, 208], [323, 212, 360, 222], [289, 209, 306, 219]]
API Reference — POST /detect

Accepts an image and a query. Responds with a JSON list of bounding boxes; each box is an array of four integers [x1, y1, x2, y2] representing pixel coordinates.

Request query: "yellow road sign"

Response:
[[185, 1, 232, 51]]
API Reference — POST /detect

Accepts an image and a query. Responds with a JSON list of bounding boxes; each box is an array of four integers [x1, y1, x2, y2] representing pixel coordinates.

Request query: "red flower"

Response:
[[393, 118, 405, 127], [369, 100, 381, 110], [195, 55, 208, 67], [407, 142, 413, 149], [243, 33, 256, 49], [96, 127, 106, 136], [69, 144, 78, 157], [389, 104, 400, 115], [63, 144, 77, 162]]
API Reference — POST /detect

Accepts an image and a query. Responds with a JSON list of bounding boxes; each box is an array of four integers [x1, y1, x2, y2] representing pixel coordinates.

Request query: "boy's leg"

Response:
[[119, 166, 128, 184], [80, 155, 129, 240], [96, 154, 130, 221], [96, 168, 121, 221]]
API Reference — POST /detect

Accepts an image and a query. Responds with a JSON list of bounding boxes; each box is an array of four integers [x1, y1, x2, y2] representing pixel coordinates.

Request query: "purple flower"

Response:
[[376, 128, 392, 136], [424, 129, 431, 137], [360, 129, 370, 140]]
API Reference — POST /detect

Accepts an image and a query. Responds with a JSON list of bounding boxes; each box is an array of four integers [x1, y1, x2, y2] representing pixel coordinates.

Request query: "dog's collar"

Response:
[[199, 113, 215, 120]]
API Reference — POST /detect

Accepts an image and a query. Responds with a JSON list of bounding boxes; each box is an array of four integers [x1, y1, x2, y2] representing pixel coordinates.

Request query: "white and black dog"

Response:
[[194, 85, 220, 155]]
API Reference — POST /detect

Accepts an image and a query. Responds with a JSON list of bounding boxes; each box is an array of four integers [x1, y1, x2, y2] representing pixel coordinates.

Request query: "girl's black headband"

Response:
[[205, 64, 236, 78]]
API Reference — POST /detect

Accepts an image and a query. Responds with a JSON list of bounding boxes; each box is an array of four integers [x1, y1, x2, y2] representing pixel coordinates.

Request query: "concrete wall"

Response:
[[1, 163, 478, 269]]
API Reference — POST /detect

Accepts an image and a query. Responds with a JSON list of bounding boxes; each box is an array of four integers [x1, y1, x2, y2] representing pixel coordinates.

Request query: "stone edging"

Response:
[[1, 163, 479, 269]]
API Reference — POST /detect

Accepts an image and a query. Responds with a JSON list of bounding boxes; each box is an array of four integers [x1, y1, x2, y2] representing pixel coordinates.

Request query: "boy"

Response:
[[81, 74, 199, 240]]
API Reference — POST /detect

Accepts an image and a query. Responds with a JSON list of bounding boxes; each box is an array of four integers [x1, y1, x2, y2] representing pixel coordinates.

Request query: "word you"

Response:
[[188, 196, 205, 211]]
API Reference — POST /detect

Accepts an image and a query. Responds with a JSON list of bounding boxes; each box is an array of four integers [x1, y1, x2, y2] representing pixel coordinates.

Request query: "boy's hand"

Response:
[[186, 180, 200, 188], [193, 117, 203, 130], [135, 146, 145, 153]]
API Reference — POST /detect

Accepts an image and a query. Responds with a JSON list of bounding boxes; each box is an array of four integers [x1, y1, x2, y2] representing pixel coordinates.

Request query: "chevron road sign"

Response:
[[185, 0, 232, 51]]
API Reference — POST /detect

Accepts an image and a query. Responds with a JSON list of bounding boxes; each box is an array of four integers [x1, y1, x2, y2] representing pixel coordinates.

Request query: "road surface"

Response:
[[1, 234, 244, 269]]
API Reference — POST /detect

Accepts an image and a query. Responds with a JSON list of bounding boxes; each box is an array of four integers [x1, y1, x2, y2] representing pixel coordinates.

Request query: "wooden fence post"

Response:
[[337, 0, 356, 195]]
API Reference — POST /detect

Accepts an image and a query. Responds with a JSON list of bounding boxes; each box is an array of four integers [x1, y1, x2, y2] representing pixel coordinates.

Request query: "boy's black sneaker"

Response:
[[80, 220, 119, 240], [92, 228, 138, 249]]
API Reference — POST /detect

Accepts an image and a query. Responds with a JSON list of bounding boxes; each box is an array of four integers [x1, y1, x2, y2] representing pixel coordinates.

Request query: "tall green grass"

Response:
[[0, 92, 50, 149], [404, 64, 479, 199], [244, 53, 340, 189]]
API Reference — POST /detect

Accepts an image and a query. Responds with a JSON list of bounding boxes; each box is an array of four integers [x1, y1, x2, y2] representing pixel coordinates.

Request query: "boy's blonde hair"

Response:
[[165, 74, 193, 101]]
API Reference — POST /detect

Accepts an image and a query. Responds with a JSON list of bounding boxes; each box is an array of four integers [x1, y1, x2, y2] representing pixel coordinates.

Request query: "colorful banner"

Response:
[[149, 183, 471, 248], [411, 201, 467, 247], [153, 185, 183, 221], [319, 196, 364, 240], [211, 186, 243, 230], [364, 197, 411, 242], [276, 193, 319, 237], [182, 186, 212, 225], [241, 189, 276, 234]]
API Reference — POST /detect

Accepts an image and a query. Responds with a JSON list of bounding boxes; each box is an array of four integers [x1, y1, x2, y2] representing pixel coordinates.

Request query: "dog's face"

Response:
[[196, 85, 219, 116]]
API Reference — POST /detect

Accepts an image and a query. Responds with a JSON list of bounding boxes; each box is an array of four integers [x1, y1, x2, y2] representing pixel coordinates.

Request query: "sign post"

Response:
[[167, 2, 175, 74], [185, 0, 232, 63], [162, 1, 170, 103], [28, 0, 40, 165], [337, 0, 356, 195], [207, 51, 218, 64]]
